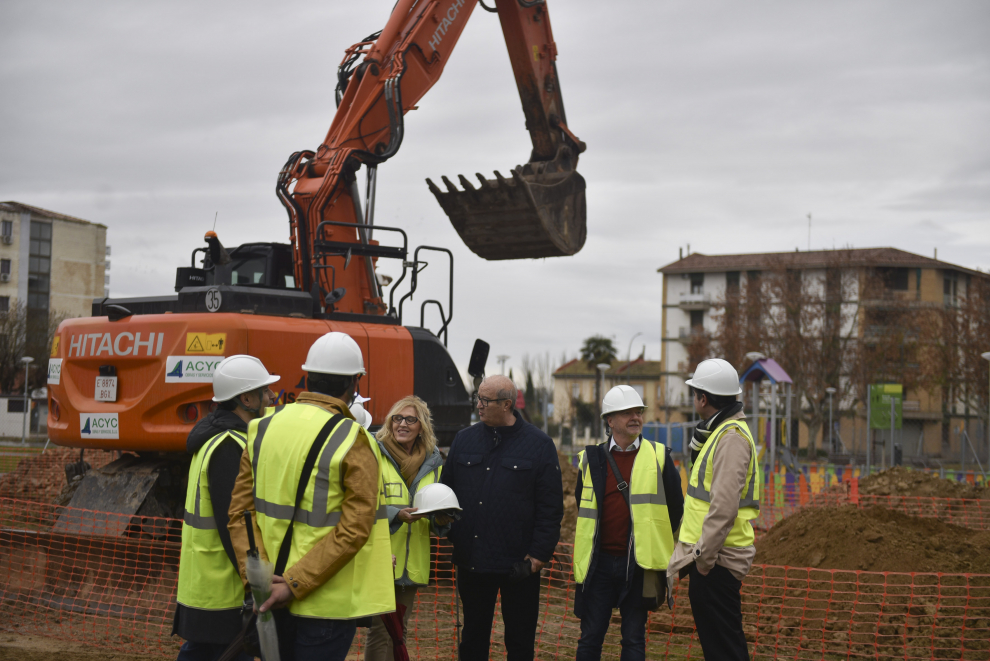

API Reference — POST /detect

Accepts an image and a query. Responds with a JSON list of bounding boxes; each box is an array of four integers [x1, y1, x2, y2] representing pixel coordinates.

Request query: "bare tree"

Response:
[[918, 273, 990, 452], [0, 300, 28, 393], [708, 251, 906, 457]]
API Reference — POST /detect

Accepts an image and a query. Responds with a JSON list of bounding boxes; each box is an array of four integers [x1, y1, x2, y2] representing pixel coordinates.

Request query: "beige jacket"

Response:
[[227, 393, 380, 601], [666, 410, 756, 582]]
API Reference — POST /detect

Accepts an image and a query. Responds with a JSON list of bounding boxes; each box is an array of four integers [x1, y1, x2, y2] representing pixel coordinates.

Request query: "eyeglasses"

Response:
[[477, 396, 509, 408], [391, 415, 419, 425]]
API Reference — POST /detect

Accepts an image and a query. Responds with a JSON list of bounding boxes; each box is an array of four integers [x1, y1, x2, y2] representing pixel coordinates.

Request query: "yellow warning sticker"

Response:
[[50, 336, 60, 358], [186, 332, 226, 355]]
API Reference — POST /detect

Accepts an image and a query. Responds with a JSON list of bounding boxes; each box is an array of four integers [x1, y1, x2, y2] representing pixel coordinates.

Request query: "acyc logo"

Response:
[[80, 413, 119, 439], [47, 359, 63, 385], [164, 356, 223, 383]]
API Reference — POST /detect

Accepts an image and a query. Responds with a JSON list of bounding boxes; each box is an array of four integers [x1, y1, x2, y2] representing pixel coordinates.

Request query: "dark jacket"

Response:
[[173, 408, 248, 643], [573, 439, 684, 614], [441, 413, 563, 573]]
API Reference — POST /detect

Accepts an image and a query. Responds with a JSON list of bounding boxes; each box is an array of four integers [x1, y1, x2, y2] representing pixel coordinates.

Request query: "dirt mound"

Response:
[[0, 449, 116, 503], [860, 466, 988, 499], [559, 453, 579, 544], [755, 505, 990, 574]]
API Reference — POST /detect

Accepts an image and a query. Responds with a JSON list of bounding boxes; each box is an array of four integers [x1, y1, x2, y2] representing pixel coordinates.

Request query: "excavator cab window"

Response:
[[207, 243, 296, 290]]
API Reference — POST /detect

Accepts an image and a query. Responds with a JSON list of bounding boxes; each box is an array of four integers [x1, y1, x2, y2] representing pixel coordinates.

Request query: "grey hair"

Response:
[[482, 375, 517, 408]]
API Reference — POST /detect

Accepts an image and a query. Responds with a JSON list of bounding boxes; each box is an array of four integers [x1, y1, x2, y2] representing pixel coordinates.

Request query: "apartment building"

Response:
[[0, 202, 108, 320], [657, 247, 985, 458]]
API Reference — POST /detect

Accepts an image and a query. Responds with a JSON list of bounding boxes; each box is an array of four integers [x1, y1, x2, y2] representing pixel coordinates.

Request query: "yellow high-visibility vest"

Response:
[[573, 438, 675, 584], [678, 418, 761, 548], [177, 430, 247, 611], [248, 403, 394, 619], [379, 446, 441, 586]]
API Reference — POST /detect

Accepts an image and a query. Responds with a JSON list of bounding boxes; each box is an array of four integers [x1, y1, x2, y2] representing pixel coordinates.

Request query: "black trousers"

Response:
[[688, 563, 749, 661], [457, 567, 542, 661]]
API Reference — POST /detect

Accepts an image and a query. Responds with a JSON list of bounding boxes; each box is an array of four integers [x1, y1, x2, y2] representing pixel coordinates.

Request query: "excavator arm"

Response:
[[277, 0, 586, 316]]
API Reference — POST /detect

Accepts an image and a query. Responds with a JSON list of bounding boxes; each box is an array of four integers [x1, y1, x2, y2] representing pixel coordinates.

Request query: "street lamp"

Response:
[[596, 362, 611, 441], [626, 332, 643, 363], [825, 387, 837, 454], [20, 356, 34, 444]]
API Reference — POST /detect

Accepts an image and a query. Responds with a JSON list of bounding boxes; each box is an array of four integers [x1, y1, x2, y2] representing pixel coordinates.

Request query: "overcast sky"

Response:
[[2, 1, 988, 381]]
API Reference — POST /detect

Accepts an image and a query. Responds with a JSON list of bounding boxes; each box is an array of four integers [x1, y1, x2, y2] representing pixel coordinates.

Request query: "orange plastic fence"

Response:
[[3, 497, 989, 660]]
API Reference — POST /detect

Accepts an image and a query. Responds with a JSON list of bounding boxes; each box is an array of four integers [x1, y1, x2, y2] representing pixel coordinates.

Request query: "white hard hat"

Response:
[[601, 385, 646, 419], [412, 483, 462, 515], [684, 358, 742, 396], [212, 355, 280, 402], [349, 401, 372, 429], [301, 332, 366, 375]]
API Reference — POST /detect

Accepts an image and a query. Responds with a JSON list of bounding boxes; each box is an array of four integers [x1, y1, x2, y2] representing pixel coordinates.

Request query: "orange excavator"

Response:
[[46, 0, 586, 531]]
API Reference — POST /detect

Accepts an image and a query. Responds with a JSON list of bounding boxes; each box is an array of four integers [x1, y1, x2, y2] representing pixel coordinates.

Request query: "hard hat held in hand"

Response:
[[412, 483, 462, 515], [349, 401, 372, 429], [212, 355, 280, 402], [301, 332, 366, 375], [601, 385, 646, 419], [684, 358, 742, 396]]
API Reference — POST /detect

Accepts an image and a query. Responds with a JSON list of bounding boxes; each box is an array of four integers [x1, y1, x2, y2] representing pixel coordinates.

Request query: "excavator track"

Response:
[[428, 166, 586, 261]]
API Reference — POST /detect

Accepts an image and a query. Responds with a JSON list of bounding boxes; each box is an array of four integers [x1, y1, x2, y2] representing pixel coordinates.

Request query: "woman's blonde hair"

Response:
[[376, 395, 437, 454]]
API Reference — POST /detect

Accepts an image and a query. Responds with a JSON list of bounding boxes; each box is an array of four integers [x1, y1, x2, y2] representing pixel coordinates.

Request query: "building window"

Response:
[[878, 267, 909, 291], [105, 274, 111, 286], [631, 384, 645, 399], [571, 383, 580, 399], [7, 398, 25, 413], [0, 296, 8, 313], [689, 273, 704, 294], [944, 272, 958, 306], [106, 245, 112, 257], [690, 310, 704, 330], [1, 221, 11, 238], [28, 221, 52, 311], [0, 259, 9, 275], [726, 271, 740, 293]]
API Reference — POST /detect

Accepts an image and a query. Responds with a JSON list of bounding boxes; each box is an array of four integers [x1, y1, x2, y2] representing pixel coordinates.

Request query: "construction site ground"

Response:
[[2, 452, 990, 659]]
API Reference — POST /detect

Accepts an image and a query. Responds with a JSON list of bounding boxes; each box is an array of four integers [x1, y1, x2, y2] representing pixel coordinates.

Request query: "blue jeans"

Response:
[[292, 615, 357, 661], [176, 640, 253, 661], [575, 554, 648, 661]]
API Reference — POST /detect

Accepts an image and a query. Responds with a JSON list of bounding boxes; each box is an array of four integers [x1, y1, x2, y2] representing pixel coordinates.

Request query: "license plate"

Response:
[[95, 376, 118, 402]]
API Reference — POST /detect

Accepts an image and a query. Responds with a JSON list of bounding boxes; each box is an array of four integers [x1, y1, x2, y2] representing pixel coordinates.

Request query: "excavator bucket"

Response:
[[427, 165, 586, 260]]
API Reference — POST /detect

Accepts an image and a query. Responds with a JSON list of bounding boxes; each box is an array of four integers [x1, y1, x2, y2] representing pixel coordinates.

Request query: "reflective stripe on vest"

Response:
[[380, 451, 441, 586], [248, 403, 394, 619], [573, 450, 597, 584], [177, 429, 247, 611], [572, 439, 676, 584], [678, 419, 761, 548]]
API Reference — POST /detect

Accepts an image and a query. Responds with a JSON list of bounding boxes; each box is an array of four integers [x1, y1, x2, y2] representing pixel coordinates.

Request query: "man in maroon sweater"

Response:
[[573, 385, 684, 661]]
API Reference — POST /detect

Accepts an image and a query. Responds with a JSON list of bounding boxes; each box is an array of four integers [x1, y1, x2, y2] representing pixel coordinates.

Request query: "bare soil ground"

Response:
[[558, 453, 579, 544], [0, 634, 163, 661], [860, 465, 989, 499], [755, 504, 990, 573]]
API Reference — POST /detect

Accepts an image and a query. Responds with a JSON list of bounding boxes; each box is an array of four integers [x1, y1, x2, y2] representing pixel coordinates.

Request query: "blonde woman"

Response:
[[364, 396, 444, 661]]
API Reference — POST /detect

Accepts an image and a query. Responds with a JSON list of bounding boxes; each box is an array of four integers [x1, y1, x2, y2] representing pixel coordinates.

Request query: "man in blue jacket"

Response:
[[441, 374, 563, 661]]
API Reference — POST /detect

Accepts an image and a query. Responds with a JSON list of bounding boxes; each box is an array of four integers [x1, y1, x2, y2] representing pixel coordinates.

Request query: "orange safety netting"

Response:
[[3, 497, 990, 660]]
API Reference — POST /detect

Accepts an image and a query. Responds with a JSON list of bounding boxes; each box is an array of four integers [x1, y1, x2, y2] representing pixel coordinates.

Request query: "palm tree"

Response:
[[580, 335, 617, 419]]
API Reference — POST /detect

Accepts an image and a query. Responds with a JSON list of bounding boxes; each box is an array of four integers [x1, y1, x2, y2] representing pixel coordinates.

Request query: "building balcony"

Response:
[[677, 327, 706, 344], [678, 292, 712, 310]]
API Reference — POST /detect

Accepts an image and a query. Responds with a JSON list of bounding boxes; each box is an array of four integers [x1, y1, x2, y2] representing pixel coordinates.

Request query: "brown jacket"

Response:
[[227, 393, 380, 601], [667, 410, 756, 581]]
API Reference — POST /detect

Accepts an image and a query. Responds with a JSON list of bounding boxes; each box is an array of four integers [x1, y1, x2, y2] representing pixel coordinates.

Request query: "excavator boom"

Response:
[[280, 0, 586, 314]]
